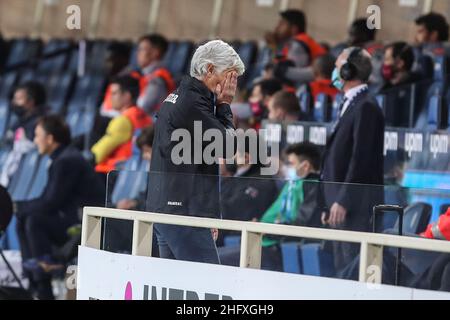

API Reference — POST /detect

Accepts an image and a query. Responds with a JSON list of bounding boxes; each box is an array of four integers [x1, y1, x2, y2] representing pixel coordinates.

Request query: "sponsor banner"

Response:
[[77, 246, 450, 300]]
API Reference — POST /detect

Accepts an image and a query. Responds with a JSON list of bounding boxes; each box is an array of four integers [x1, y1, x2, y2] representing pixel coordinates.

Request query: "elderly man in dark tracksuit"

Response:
[[148, 40, 245, 264], [15, 115, 105, 300]]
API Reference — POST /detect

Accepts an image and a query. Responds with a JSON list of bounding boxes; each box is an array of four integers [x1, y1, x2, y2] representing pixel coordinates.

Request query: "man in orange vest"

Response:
[[267, 10, 327, 88], [92, 76, 152, 174], [100, 34, 176, 118]]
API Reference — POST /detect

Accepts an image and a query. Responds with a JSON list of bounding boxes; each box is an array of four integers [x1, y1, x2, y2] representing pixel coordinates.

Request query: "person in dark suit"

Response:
[[147, 40, 245, 264], [15, 115, 105, 300], [321, 47, 385, 273]]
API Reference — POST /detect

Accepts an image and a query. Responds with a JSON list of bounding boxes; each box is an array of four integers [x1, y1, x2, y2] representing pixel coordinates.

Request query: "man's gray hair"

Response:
[[342, 47, 373, 82], [190, 40, 245, 79]]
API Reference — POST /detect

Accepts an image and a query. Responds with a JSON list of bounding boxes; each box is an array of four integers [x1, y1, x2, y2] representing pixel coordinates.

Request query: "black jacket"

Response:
[[321, 89, 385, 231], [148, 76, 235, 218], [17, 145, 105, 219], [220, 164, 279, 221]]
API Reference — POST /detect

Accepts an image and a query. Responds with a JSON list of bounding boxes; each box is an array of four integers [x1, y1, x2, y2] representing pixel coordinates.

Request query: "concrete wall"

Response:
[[0, 0, 449, 44]]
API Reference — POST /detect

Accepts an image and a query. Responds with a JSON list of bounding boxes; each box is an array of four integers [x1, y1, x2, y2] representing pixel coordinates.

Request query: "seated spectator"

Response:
[[248, 78, 282, 129], [267, 10, 326, 88], [298, 53, 339, 103], [380, 42, 420, 91], [219, 142, 321, 271], [267, 90, 304, 122], [0, 81, 47, 187], [100, 34, 176, 117], [91, 76, 152, 174], [15, 115, 105, 300], [415, 12, 449, 56], [220, 136, 279, 222], [332, 18, 383, 57]]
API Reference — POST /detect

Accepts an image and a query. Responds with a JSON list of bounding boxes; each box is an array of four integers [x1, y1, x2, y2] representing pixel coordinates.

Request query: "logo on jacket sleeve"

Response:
[[164, 94, 179, 104]]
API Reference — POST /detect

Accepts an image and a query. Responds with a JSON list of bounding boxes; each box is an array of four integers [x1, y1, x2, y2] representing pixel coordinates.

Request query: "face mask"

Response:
[[249, 101, 264, 117], [331, 68, 344, 91], [381, 64, 394, 81], [284, 166, 298, 180], [11, 104, 26, 118]]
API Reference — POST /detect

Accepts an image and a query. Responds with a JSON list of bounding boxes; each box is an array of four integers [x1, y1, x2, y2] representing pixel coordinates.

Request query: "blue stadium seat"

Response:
[[162, 41, 178, 68], [0, 147, 11, 173], [4, 38, 42, 69], [331, 93, 344, 121], [110, 156, 142, 205], [67, 74, 106, 113], [223, 235, 241, 248], [300, 243, 335, 277], [47, 72, 75, 114], [385, 202, 432, 235], [375, 94, 386, 114], [2, 216, 20, 250], [245, 47, 272, 89], [281, 242, 303, 274], [86, 40, 111, 74], [8, 150, 40, 201], [0, 71, 19, 100], [18, 69, 37, 84], [168, 41, 194, 77], [128, 44, 138, 70], [439, 204, 450, 215], [298, 91, 311, 116], [432, 54, 447, 82], [37, 39, 73, 74], [0, 100, 10, 138], [26, 155, 50, 200], [313, 93, 332, 122], [427, 94, 444, 130]]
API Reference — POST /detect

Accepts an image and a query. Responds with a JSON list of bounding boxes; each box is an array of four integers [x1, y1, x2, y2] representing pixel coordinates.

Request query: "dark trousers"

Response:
[[16, 212, 77, 300], [154, 224, 220, 264], [16, 213, 77, 261], [218, 245, 283, 272]]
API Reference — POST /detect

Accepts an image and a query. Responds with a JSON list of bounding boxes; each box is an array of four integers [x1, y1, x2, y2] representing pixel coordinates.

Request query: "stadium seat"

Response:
[[47, 72, 75, 114], [298, 91, 312, 117], [439, 204, 450, 215], [2, 216, 20, 250], [385, 202, 432, 235], [223, 235, 241, 248], [26, 155, 50, 200], [245, 46, 272, 89], [7, 150, 40, 201], [162, 41, 178, 69], [432, 54, 447, 82], [281, 242, 303, 274], [427, 94, 445, 130], [37, 39, 73, 74], [331, 93, 344, 121], [0, 100, 10, 138], [67, 73, 106, 113], [4, 38, 42, 70], [300, 242, 335, 277], [0, 71, 19, 100], [313, 93, 332, 122], [110, 156, 142, 206], [167, 41, 194, 77]]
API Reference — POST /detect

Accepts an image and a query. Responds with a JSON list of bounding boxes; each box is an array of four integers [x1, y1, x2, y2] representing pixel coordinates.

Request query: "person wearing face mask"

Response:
[[380, 42, 419, 92], [322, 47, 384, 274], [0, 82, 47, 187], [218, 142, 321, 271], [147, 40, 245, 264], [247, 78, 282, 130]]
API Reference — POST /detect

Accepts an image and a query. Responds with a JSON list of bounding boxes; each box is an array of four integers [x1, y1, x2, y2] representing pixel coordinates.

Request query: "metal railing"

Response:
[[81, 206, 450, 284]]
